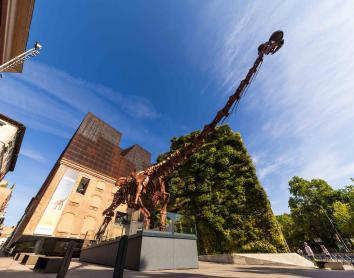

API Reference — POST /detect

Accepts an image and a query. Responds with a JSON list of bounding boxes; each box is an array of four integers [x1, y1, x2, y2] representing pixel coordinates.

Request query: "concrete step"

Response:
[[199, 253, 315, 268]]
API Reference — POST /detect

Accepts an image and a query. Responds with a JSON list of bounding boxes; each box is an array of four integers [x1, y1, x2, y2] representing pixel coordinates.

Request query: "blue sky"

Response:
[[1, 1, 354, 226]]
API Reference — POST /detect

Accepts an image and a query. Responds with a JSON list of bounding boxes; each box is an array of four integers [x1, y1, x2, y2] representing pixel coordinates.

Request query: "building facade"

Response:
[[0, 113, 26, 181], [7, 113, 151, 255], [0, 180, 13, 227], [0, 225, 14, 247]]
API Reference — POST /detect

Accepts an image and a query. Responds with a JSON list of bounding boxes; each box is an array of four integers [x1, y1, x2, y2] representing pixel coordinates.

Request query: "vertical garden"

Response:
[[159, 125, 286, 254]]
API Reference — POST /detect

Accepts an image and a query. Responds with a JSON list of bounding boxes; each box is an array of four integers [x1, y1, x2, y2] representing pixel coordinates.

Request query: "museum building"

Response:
[[7, 113, 151, 254]]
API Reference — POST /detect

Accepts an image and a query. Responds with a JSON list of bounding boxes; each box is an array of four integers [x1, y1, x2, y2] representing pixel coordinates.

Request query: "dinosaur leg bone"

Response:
[[138, 197, 151, 230], [160, 192, 170, 231], [157, 176, 170, 231], [95, 215, 112, 241], [134, 172, 149, 206]]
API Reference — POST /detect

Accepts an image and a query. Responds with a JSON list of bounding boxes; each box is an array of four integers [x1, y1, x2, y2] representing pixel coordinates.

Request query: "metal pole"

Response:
[[112, 235, 128, 278], [0, 42, 42, 72], [56, 240, 75, 278], [313, 204, 349, 252], [320, 207, 349, 252]]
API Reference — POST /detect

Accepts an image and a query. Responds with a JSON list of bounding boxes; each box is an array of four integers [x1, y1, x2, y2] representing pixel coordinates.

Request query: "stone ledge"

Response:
[[199, 253, 315, 268]]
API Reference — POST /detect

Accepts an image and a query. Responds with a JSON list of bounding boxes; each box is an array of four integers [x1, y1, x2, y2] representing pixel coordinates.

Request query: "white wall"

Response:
[[0, 119, 18, 178]]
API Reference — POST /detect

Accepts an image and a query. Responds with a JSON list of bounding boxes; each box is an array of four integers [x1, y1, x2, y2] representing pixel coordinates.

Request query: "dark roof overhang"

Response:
[[0, 0, 35, 73]]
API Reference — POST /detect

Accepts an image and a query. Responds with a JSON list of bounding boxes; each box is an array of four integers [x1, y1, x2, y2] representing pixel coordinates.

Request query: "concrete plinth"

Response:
[[324, 262, 354, 270], [16, 253, 33, 262], [13, 253, 21, 260], [80, 231, 198, 271], [20, 254, 42, 265], [33, 256, 64, 273]]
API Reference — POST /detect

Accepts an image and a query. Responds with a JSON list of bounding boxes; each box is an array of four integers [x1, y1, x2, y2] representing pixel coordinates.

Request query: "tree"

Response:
[[332, 201, 353, 236], [288, 177, 339, 249], [333, 185, 354, 240], [276, 213, 297, 250], [277, 177, 354, 251], [158, 125, 286, 254]]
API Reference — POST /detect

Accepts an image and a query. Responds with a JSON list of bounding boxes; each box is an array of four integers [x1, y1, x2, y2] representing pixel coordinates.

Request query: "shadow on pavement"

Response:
[[0, 269, 54, 278], [64, 269, 223, 278]]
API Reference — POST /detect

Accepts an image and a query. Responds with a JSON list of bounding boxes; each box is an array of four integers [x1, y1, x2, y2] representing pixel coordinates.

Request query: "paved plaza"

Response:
[[1, 257, 354, 278]]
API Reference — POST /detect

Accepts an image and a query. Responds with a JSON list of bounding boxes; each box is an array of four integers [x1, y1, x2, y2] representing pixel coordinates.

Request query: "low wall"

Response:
[[198, 254, 234, 264], [80, 238, 120, 266]]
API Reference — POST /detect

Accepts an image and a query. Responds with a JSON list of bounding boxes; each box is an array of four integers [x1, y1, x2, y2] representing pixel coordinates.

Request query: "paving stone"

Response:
[[1, 257, 354, 277]]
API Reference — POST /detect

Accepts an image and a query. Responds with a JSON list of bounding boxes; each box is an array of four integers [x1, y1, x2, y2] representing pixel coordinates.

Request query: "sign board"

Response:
[[34, 168, 78, 235]]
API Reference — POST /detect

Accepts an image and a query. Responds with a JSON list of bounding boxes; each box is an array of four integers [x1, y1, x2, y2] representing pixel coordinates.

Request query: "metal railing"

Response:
[[0, 42, 42, 73], [304, 253, 354, 265]]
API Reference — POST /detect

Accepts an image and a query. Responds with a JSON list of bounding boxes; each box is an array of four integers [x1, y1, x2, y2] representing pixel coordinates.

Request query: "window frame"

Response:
[[114, 211, 129, 225], [76, 176, 90, 195]]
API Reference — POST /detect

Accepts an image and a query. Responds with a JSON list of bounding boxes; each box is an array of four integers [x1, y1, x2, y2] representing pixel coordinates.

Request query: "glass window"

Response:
[[76, 177, 90, 195], [114, 211, 129, 225]]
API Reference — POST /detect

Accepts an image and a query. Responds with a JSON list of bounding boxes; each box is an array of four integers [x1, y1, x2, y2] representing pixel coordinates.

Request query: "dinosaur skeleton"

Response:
[[95, 31, 284, 240]]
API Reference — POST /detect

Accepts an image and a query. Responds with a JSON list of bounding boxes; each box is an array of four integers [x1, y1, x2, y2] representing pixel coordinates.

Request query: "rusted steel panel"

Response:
[[63, 113, 149, 179], [121, 145, 151, 172]]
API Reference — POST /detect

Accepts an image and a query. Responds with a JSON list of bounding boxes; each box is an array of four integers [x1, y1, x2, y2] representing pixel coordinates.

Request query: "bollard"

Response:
[[56, 240, 75, 278], [113, 235, 128, 278]]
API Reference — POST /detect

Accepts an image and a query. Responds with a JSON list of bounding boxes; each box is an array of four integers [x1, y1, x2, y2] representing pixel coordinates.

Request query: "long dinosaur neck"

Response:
[[147, 30, 284, 178], [150, 53, 265, 178]]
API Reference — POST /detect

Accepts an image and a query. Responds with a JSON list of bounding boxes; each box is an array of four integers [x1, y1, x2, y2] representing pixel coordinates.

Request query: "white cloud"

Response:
[[250, 152, 260, 164], [200, 1, 354, 212], [299, 150, 354, 186], [257, 156, 291, 180], [255, 1, 354, 188], [18, 62, 160, 120], [0, 61, 164, 146], [21, 148, 46, 163], [0, 76, 79, 127]]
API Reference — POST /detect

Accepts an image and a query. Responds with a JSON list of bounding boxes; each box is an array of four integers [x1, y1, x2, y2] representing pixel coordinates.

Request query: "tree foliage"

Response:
[[332, 185, 354, 240], [332, 201, 354, 236], [158, 125, 286, 254], [277, 177, 354, 251]]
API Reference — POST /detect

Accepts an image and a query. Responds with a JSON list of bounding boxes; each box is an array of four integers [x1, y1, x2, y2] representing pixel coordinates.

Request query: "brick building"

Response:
[[6, 113, 151, 255]]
